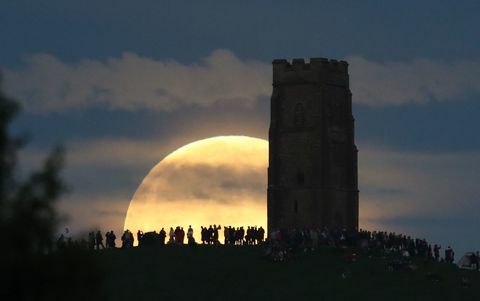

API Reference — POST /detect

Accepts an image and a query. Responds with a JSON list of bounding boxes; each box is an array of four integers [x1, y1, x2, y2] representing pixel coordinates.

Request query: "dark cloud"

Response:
[[94, 210, 125, 217]]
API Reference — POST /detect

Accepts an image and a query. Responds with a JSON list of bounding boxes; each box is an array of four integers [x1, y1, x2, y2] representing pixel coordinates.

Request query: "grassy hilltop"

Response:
[[96, 245, 479, 301]]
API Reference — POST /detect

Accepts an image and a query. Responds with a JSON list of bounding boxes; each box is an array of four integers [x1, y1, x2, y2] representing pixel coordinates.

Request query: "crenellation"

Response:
[[291, 58, 307, 69], [272, 57, 349, 86], [272, 59, 288, 65]]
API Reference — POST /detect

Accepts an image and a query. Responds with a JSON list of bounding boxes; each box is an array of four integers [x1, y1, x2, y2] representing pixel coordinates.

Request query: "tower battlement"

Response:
[[272, 57, 349, 87]]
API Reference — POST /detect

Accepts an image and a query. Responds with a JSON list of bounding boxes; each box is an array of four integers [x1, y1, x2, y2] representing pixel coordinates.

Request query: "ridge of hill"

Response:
[[97, 245, 479, 301]]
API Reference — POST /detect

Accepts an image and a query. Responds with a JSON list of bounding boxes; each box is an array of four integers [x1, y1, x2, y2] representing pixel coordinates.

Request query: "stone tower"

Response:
[[267, 58, 358, 232]]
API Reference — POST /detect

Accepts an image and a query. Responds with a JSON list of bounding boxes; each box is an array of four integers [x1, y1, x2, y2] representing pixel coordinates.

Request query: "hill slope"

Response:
[[97, 245, 479, 301]]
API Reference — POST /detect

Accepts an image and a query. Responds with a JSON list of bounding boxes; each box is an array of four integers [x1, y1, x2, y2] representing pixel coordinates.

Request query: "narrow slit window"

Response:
[[294, 103, 305, 127]]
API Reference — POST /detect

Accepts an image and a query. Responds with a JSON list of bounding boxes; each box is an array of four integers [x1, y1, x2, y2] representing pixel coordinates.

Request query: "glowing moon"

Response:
[[124, 136, 268, 240]]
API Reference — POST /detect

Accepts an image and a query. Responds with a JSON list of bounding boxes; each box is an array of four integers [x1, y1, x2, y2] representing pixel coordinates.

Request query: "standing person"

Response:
[[207, 225, 213, 244], [239, 227, 245, 245], [174, 226, 180, 244], [127, 230, 134, 247], [433, 244, 441, 261], [180, 227, 185, 244], [159, 228, 166, 246], [88, 232, 96, 250], [213, 225, 220, 245], [105, 231, 111, 248], [234, 227, 240, 245], [109, 231, 116, 248], [224, 226, 229, 245], [246, 227, 251, 245], [201, 226, 206, 244], [258, 226, 265, 244], [121, 230, 127, 248], [445, 246, 454, 263], [95, 230, 105, 250], [168, 227, 175, 244], [187, 225, 195, 245], [137, 230, 143, 246]]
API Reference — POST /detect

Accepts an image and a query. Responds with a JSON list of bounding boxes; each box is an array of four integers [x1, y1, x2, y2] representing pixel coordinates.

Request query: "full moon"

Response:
[[124, 136, 268, 241]]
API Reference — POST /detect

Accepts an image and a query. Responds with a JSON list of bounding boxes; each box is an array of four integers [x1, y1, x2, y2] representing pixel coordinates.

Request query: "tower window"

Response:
[[294, 200, 298, 214], [294, 103, 305, 127]]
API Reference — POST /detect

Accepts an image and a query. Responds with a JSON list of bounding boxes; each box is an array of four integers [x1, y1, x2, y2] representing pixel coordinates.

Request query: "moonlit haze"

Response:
[[124, 136, 268, 241]]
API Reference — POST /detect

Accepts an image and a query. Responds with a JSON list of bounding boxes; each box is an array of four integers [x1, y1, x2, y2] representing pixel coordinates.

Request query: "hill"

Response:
[[95, 245, 479, 301]]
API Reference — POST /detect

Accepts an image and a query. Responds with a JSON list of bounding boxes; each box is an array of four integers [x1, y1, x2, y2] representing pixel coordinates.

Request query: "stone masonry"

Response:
[[267, 57, 359, 232]]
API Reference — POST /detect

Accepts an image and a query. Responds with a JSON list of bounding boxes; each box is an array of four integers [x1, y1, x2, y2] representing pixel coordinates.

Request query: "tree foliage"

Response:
[[0, 76, 102, 300]]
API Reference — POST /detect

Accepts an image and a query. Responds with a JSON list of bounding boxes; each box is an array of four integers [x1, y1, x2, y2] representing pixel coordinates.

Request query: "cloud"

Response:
[[349, 56, 480, 106], [4, 50, 480, 111], [134, 162, 266, 204], [25, 135, 479, 221], [359, 145, 480, 222], [3, 49, 271, 112]]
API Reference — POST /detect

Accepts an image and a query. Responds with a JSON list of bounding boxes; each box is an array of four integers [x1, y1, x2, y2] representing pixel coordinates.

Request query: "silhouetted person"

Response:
[[213, 225, 220, 245], [445, 246, 454, 263], [239, 227, 245, 245], [224, 226, 230, 245], [105, 232, 111, 248], [106, 230, 116, 248], [88, 231, 96, 250], [95, 230, 105, 250], [128, 230, 135, 247], [121, 230, 134, 248], [207, 225, 213, 244], [159, 228, 166, 246], [187, 225, 195, 245], [201, 226, 207, 244], [180, 227, 185, 244], [111, 230, 117, 248], [258, 226, 265, 244], [434, 244, 441, 261], [121, 230, 128, 248], [246, 227, 251, 245], [137, 230, 144, 246], [167, 227, 174, 244]]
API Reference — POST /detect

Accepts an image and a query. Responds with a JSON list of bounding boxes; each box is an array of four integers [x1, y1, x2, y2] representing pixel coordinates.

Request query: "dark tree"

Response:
[[0, 75, 103, 300]]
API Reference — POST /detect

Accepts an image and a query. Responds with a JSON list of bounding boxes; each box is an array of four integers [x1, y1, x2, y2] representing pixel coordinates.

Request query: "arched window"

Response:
[[294, 103, 305, 127]]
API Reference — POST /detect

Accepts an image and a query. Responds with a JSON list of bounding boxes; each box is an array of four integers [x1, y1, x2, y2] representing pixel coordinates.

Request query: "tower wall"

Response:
[[267, 57, 358, 232]]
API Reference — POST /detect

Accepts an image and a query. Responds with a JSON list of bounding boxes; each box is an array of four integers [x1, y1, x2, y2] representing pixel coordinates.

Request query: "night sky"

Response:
[[1, 1, 479, 255]]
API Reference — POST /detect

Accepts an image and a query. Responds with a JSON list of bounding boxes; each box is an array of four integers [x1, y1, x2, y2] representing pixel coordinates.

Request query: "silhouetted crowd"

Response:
[[138, 225, 266, 246], [222, 226, 265, 245], [57, 226, 462, 267], [357, 229, 456, 262], [265, 228, 458, 264]]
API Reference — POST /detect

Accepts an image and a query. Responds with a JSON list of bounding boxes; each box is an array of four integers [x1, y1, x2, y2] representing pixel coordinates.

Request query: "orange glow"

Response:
[[124, 136, 268, 243]]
